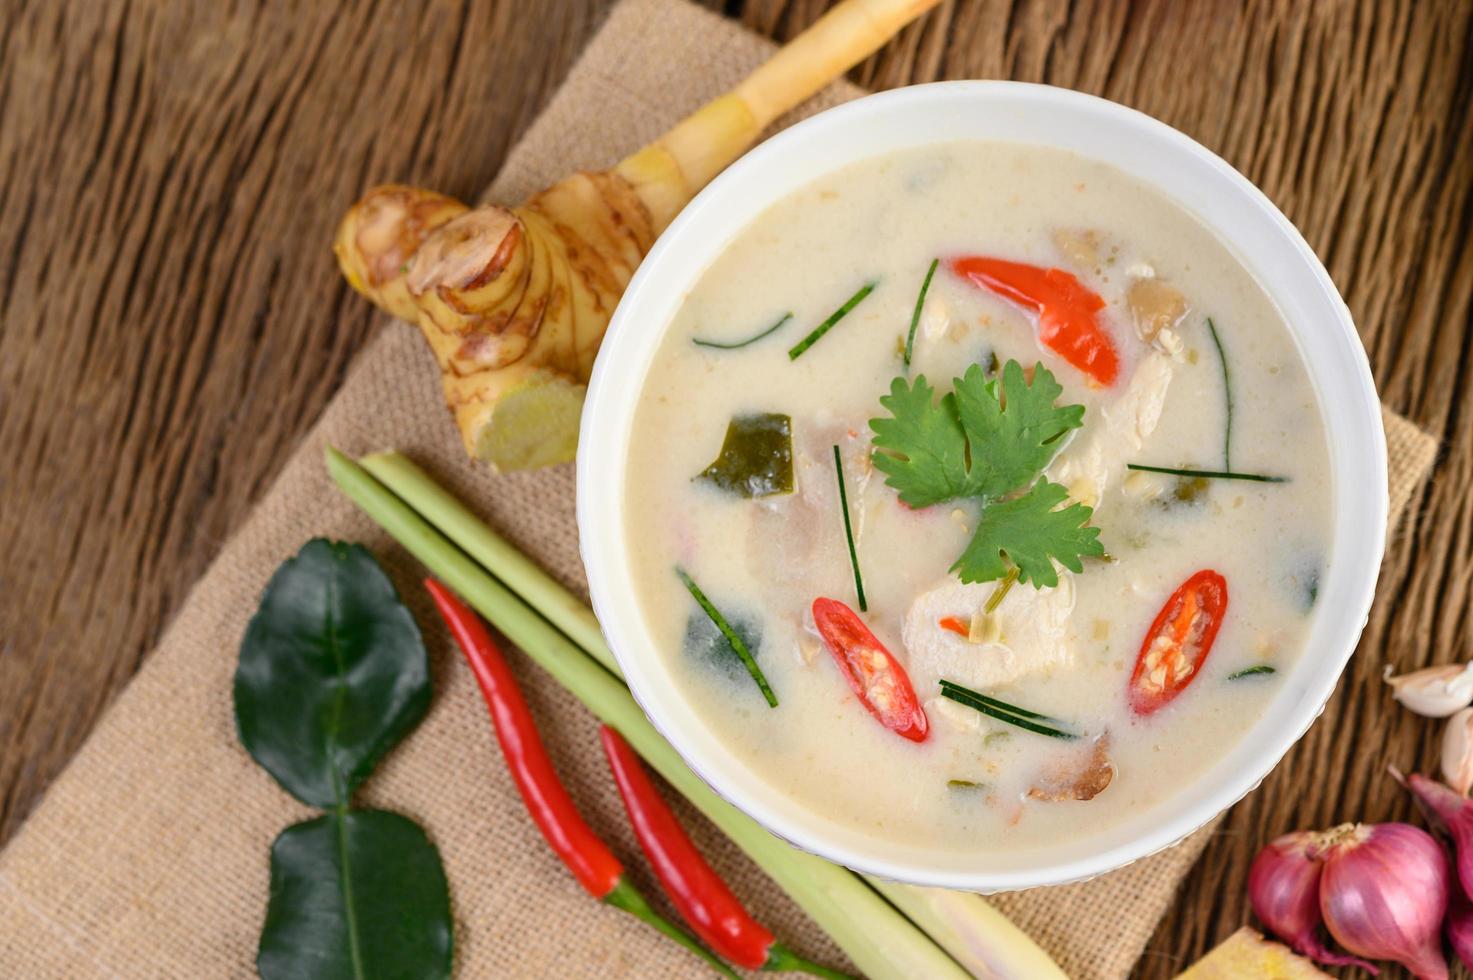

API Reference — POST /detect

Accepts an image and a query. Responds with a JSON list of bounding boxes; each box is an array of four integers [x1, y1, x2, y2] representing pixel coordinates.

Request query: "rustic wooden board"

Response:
[[0, 0, 1468, 975]]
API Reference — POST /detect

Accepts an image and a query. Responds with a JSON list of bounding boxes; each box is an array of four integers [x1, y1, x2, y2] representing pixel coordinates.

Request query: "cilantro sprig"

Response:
[[869, 359, 1104, 588]]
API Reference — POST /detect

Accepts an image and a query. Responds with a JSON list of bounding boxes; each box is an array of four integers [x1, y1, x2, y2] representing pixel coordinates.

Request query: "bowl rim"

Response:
[[577, 80, 1388, 890]]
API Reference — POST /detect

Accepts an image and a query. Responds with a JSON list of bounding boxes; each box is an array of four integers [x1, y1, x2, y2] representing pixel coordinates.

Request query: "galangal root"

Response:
[[333, 0, 941, 471]]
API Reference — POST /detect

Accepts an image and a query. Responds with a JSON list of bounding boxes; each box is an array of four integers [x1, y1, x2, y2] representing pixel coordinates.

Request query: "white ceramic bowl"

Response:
[[577, 82, 1387, 891]]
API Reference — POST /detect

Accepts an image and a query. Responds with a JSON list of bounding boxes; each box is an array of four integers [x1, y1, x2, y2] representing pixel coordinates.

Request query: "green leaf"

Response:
[[697, 413, 794, 498], [869, 361, 1083, 508], [235, 539, 431, 808], [684, 610, 763, 682], [870, 375, 971, 508], [952, 481, 1104, 587], [952, 361, 1084, 499], [258, 809, 453, 980]]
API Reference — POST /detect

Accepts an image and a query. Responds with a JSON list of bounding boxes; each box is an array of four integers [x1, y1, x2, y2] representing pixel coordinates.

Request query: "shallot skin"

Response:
[[1446, 874, 1473, 971], [1407, 772, 1473, 900], [1248, 831, 1375, 971], [1318, 822, 1449, 980]]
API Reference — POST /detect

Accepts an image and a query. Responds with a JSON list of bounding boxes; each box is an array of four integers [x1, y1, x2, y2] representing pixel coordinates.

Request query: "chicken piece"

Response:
[[1046, 351, 1174, 511], [901, 575, 1075, 692], [1027, 734, 1114, 802], [1126, 276, 1188, 356]]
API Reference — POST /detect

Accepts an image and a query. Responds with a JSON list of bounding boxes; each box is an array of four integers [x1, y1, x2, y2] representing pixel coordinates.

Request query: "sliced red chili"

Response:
[[950, 256, 1120, 387], [1128, 570, 1229, 716], [812, 598, 929, 742], [938, 616, 970, 638]]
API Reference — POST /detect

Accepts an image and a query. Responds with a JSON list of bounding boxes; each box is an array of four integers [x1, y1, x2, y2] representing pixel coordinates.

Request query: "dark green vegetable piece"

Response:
[[697, 413, 794, 498], [692, 312, 793, 350], [938, 680, 1078, 740], [235, 539, 431, 807], [1125, 463, 1286, 484], [1206, 317, 1233, 470], [258, 810, 453, 980], [1228, 665, 1277, 680], [237, 540, 452, 980], [684, 609, 764, 682], [678, 568, 778, 707], [903, 259, 939, 368]]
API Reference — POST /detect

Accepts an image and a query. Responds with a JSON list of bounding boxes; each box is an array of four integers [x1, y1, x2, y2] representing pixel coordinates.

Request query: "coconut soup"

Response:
[[623, 141, 1332, 854]]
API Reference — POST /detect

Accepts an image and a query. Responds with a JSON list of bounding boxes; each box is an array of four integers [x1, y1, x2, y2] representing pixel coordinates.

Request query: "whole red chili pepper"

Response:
[[425, 579, 738, 978], [950, 255, 1120, 387], [600, 726, 856, 979]]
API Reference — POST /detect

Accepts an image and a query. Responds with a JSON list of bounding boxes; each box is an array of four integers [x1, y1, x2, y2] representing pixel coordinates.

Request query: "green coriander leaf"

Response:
[[952, 480, 1104, 587], [952, 360, 1084, 499], [869, 374, 971, 507]]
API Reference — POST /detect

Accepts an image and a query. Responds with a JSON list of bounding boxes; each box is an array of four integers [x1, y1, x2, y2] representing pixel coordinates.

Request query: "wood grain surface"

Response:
[[0, 0, 1468, 975]]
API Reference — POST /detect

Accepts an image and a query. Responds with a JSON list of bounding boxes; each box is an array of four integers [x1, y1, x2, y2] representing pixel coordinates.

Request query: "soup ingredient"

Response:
[[332, 0, 941, 472], [787, 281, 878, 360], [1316, 822, 1450, 979], [1386, 663, 1473, 717], [336, 449, 1043, 980], [1176, 928, 1332, 979], [1206, 318, 1234, 470], [1026, 734, 1114, 801], [949, 256, 1120, 386], [1403, 773, 1473, 899], [1125, 463, 1287, 483], [938, 679, 1078, 740], [1046, 352, 1173, 511], [426, 580, 738, 978], [903, 258, 940, 367], [601, 727, 855, 979], [1124, 275, 1188, 356], [679, 569, 779, 707], [685, 611, 764, 681], [694, 312, 794, 350], [811, 598, 929, 742], [1228, 665, 1277, 680], [1248, 831, 1373, 970], [832, 445, 868, 611], [235, 540, 452, 980], [870, 359, 1103, 586], [902, 575, 1074, 689], [1128, 569, 1228, 716], [699, 414, 794, 498]]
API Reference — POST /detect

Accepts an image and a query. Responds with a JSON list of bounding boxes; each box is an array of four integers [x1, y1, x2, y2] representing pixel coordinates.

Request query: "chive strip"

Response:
[[693, 312, 793, 350], [1206, 317, 1233, 470], [938, 681, 1077, 739], [936, 683, 1078, 736], [938, 680, 1059, 723], [788, 281, 877, 360], [903, 259, 939, 368], [832, 446, 867, 612], [984, 567, 1018, 614], [1126, 463, 1287, 483], [676, 568, 778, 707], [1228, 665, 1277, 680]]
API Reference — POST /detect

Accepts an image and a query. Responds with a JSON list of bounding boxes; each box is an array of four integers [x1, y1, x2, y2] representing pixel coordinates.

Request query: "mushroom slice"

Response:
[[1027, 734, 1114, 802]]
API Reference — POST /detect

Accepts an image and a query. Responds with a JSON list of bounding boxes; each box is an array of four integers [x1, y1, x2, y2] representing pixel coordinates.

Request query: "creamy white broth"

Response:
[[623, 141, 1332, 854]]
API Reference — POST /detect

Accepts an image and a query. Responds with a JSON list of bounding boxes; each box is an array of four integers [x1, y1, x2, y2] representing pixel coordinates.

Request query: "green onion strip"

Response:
[[903, 259, 939, 368], [677, 568, 778, 707], [788, 281, 877, 360], [832, 446, 868, 611]]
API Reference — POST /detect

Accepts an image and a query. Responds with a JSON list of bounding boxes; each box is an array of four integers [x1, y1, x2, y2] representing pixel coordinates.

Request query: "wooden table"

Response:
[[1, 1, 1468, 974]]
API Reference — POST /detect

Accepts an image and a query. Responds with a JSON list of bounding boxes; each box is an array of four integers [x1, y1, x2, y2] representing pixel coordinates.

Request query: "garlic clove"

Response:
[[1445, 708, 1473, 796], [1385, 662, 1473, 717]]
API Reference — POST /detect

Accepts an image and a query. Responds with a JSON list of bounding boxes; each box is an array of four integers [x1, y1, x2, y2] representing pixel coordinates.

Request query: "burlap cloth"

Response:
[[0, 0, 1439, 976]]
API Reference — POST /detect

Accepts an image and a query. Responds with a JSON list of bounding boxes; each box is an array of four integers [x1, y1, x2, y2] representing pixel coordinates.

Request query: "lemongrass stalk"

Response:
[[359, 452, 611, 672], [356, 450, 1066, 978], [327, 448, 968, 980], [864, 877, 1067, 980]]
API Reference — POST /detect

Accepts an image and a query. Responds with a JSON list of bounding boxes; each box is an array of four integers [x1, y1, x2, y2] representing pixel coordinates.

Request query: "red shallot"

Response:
[[1248, 830, 1375, 971], [1405, 771, 1473, 900], [1316, 822, 1449, 979]]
